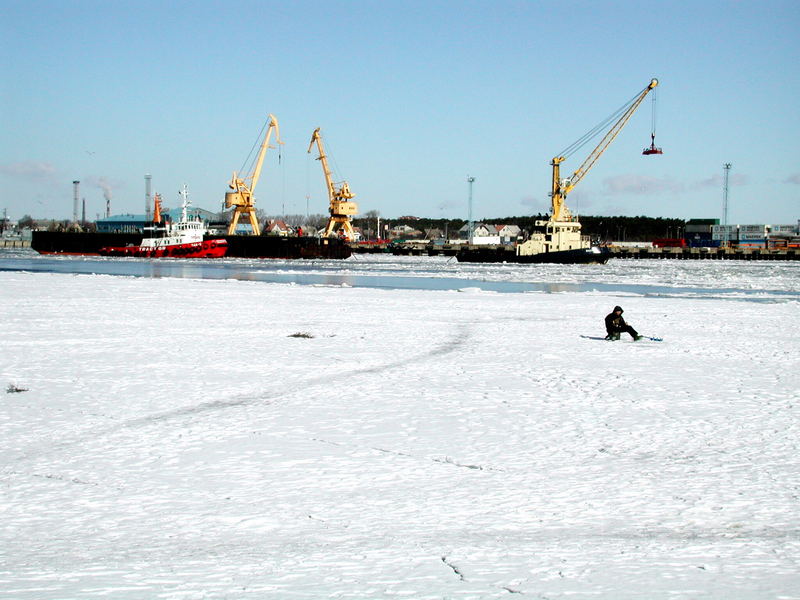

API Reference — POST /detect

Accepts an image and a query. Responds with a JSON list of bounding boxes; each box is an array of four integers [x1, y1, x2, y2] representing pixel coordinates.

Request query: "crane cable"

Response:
[[650, 87, 658, 138], [239, 118, 269, 178], [324, 134, 345, 187], [557, 86, 646, 159], [305, 149, 311, 211], [280, 136, 286, 216]]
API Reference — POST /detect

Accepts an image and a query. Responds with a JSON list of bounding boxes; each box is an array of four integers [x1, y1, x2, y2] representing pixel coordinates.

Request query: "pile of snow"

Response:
[[1, 266, 798, 598]]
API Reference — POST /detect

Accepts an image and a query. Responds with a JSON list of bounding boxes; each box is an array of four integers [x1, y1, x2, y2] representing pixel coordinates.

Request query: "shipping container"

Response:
[[687, 237, 720, 248], [739, 232, 769, 241], [653, 238, 687, 248], [770, 224, 798, 233], [712, 232, 739, 241], [768, 237, 800, 249], [685, 224, 714, 233], [739, 224, 768, 233]]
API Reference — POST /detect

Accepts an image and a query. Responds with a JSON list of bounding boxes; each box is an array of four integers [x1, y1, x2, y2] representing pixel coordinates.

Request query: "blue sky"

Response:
[[2, 0, 798, 224]]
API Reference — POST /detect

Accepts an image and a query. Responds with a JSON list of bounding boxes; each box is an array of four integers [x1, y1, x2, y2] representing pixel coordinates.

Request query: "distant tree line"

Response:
[[10, 214, 98, 233]]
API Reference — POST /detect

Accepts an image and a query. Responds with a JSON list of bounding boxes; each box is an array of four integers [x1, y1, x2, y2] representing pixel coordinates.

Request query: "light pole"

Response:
[[722, 163, 732, 226], [467, 176, 475, 244], [722, 163, 732, 247]]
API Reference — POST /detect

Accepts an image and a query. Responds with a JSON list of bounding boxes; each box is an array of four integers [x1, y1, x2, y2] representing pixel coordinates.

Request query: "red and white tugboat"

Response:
[[99, 185, 227, 259]]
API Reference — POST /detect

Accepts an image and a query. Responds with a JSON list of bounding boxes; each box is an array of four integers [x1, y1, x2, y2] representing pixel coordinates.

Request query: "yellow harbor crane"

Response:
[[515, 78, 661, 259], [307, 127, 359, 240], [549, 78, 659, 222], [225, 114, 283, 236]]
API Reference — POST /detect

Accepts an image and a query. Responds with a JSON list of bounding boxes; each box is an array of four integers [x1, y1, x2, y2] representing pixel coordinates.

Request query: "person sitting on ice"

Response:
[[605, 306, 642, 341]]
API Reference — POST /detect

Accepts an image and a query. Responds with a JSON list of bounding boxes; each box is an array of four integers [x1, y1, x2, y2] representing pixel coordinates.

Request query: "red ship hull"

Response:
[[99, 239, 228, 259]]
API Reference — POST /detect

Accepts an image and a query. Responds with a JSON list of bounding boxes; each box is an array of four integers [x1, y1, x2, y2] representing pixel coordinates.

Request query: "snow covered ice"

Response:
[[1, 255, 799, 599]]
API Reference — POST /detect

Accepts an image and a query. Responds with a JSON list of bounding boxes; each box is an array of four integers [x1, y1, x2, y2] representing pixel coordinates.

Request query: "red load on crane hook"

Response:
[[643, 133, 663, 155], [643, 90, 663, 155]]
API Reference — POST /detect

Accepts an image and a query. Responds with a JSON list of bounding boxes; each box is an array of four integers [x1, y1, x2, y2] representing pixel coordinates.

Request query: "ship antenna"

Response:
[[180, 184, 190, 223]]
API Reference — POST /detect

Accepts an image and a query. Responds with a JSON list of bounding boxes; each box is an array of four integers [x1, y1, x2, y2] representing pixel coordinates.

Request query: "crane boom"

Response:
[[225, 114, 283, 236], [550, 78, 658, 222], [307, 128, 338, 204], [250, 115, 281, 196], [307, 127, 358, 240]]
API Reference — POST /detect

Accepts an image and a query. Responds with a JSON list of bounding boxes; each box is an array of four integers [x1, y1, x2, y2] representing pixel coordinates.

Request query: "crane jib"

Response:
[[549, 78, 660, 222]]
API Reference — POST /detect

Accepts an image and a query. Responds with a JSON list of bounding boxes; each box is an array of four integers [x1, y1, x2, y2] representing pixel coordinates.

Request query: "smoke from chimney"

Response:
[[97, 178, 112, 202], [86, 176, 113, 216], [85, 175, 120, 217]]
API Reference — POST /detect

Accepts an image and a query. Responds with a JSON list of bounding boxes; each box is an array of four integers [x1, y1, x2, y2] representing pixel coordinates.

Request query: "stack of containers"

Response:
[[712, 224, 739, 244], [738, 224, 768, 248], [685, 219, 718, 247], [767, 223, 800, 248], [769, 224, 798, 236]]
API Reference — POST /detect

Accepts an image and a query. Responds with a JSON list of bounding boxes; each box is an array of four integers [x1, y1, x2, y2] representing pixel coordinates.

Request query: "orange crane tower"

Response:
[[307, 127, 359, 240], [225, 114, 283, 236]]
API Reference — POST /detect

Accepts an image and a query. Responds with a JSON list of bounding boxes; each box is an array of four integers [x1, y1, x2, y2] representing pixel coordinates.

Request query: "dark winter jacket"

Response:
[[605, 306, 628, 335]]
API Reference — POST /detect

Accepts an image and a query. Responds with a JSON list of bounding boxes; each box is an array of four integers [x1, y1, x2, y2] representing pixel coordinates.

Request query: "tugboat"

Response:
[[99, 185, 227, 259], [456, 218, 610, 264]]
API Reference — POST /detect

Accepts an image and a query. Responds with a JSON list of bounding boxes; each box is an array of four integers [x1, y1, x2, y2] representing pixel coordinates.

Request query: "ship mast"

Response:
[[179, 183, 191, 224]]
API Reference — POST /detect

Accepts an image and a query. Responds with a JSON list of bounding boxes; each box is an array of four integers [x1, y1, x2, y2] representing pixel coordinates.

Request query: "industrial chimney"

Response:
[[72, 180, 80, 223]]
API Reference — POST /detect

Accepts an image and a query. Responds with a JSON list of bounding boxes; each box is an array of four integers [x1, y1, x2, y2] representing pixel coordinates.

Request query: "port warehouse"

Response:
[[95, 208, 221, 233]]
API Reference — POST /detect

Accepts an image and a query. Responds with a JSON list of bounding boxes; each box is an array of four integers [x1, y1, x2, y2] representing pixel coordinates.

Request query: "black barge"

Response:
[[31, 231, 351, 260]]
